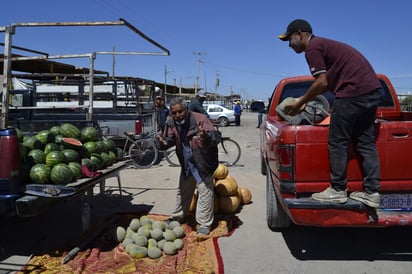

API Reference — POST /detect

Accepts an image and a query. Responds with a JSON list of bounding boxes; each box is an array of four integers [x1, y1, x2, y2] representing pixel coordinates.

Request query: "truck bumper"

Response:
[[285, 198, 412, 227]]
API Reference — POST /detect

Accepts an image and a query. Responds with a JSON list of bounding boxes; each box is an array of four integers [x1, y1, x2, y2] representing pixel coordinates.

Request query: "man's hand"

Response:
[[155, 132, 168, 146], [284, 97, 306, 116], [197, 122, 209, 144]]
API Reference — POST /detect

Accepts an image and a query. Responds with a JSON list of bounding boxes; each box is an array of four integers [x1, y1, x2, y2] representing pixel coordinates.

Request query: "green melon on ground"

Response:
[[51, 163, 73, 184], [30, 164, 52, 184]]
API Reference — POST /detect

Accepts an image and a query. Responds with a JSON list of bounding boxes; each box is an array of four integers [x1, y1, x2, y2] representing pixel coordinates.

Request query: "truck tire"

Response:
[[266, 166, 292, 230], [260, 153, 267, 175]]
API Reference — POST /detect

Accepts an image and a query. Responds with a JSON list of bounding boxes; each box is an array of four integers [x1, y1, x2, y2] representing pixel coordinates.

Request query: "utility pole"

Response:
[[193, 52, 206, 94], [164, 64, 172, 95]]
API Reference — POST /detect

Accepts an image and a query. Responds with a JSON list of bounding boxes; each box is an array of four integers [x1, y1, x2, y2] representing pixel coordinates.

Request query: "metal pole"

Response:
[[87, 53, 96, 121], [1, 26, 14, 129]]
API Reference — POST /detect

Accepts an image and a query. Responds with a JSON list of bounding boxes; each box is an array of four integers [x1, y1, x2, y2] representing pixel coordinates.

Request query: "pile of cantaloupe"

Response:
[[189, 164, 252, 214]]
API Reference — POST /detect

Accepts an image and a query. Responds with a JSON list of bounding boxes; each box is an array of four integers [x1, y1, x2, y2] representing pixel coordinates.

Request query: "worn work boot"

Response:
[[311, 186, 348, 203], [349, 191, 380, 208]]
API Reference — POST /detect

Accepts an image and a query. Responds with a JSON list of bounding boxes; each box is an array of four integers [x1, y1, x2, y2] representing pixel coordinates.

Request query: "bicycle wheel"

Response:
[[164, 147, 180, 167], [218, 138, 241, 166], [128, 138, 158, 168]]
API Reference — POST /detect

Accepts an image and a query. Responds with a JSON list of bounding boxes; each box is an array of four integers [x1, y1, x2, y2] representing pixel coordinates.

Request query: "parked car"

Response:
[[203, 104, 235, 127]]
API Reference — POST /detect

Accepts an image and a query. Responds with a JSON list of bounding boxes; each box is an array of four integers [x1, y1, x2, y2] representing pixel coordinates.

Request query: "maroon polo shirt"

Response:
[[305, 35, 381, 98]]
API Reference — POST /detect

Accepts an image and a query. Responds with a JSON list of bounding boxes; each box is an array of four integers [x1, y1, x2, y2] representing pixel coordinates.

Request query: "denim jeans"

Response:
[[328, 90, 380, 193]]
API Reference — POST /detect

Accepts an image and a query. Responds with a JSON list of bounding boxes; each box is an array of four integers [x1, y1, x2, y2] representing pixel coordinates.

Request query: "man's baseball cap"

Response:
[[278, 19, 312, 41], [197, 91, 207, 98]]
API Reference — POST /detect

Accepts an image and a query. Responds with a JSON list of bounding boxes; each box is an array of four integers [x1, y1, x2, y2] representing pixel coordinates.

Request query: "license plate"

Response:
[[380, 194, 412, 210]]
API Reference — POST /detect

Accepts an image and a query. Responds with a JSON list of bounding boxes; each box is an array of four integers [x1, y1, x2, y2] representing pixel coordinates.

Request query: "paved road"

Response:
[[1, 112, 412, 273]]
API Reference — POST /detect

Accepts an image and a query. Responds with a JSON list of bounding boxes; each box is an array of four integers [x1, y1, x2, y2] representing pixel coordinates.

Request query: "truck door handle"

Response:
[[392, 132, 409, 138]]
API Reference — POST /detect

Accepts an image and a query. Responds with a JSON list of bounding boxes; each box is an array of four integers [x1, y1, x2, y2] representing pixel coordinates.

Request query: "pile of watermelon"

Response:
[[16, 123, 124, 185]]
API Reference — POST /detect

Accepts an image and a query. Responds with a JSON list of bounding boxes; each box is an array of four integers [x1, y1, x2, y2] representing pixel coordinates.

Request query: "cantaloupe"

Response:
[[239, 187, 252, 204], [213, 163, 228, 179], [214, 175, 238, 196], [218, 190, 241, 213]]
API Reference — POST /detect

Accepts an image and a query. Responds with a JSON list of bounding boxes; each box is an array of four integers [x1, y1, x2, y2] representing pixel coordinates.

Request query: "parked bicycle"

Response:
[[164, 125, 241, 167], [121, 131, 159, 168]]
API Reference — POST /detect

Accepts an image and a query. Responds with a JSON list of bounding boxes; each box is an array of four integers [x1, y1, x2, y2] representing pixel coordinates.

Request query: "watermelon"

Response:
[[27, 149, 46, 165], [54, 135, 64, 145], [30, 164, 52, 184], [115, 147, 124, 161], [68, 162, 82, 179], [108, 151, 117, 164], [62, 137, 83, 150], [103, 139, 116, 152], [44, 143, 60, 155], [62, 149, 79, 163], [83, 141, 97, 154], [60, 123, 81, 139], [90, 154, 104, 170], [81, 158, 96, 171], [46, 151, 66, 166], [100, 152, 111, 168], [51, 163, 73, 184], [36, 130, 55, 145], [94, 141, 106, 153], [49, 126, 62, 136], [23, 135, 44, 150], [80, 126, 98, 142]]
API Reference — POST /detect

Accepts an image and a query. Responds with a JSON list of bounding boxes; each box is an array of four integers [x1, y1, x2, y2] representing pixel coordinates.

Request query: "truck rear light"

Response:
[[279, 145, 294, 181]]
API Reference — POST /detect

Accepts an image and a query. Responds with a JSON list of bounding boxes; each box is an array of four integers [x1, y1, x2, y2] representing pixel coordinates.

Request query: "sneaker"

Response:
[[311, 186, 348, 203], [196, 225, 210, 236], [349, 191, 380, 208]]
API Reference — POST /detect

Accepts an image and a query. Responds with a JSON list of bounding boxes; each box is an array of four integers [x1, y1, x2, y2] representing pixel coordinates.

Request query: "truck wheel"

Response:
[[260, 153, 267, 175], [266, 166, 292, 230]]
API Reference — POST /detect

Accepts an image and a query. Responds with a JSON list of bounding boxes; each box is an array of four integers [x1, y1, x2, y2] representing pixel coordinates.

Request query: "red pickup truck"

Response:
[[260, 74, 412, 229]]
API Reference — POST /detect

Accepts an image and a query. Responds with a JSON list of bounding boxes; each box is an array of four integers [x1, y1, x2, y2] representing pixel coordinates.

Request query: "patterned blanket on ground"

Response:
[[19, 213, 238, 273]]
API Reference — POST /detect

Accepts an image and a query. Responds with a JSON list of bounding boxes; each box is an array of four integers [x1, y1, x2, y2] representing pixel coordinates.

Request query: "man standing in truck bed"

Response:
[[278, 19, 381, 208]]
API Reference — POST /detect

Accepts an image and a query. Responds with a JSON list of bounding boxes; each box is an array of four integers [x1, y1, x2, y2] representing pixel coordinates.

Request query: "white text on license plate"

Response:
[[381, 194, 412, 209]]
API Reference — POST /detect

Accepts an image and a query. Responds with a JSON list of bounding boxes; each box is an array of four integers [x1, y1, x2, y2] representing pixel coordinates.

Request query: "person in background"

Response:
[[234, 101, 242, 126], [155, 97, 221, 236], [189, 91, 209, 117], [257, 107, 264, 128], [158, 97, 170, 133], [278, 19, 381, 208]]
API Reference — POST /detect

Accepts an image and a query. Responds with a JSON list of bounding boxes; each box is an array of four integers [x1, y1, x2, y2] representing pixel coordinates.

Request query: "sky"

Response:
[[2, 0, 412, 102]]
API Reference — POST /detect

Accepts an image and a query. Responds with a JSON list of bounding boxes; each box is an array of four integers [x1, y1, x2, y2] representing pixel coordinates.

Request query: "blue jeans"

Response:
[[328, 90, 380, 194]]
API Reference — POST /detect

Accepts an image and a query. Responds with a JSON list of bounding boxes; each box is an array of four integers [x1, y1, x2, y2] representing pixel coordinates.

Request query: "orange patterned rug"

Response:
[[19, 213, 238, 273]]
